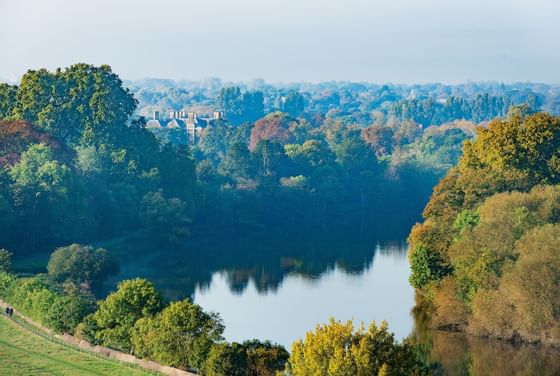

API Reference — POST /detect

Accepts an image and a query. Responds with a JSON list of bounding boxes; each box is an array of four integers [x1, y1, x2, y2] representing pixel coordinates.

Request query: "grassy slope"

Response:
[[0, 315, 150, 376]]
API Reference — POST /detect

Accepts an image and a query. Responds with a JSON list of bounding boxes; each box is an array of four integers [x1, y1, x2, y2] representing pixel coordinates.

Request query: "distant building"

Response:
[[145, 109, 226, 143]]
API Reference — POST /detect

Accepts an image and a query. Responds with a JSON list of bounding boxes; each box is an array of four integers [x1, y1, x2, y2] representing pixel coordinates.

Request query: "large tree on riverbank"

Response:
[[408, 111, 560, 343]]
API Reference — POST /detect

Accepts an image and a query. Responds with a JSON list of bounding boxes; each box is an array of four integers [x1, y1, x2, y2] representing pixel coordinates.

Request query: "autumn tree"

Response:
[[288, 318, 426, 376], [361, 126, 395, 157], [249, 113, 295, 151]]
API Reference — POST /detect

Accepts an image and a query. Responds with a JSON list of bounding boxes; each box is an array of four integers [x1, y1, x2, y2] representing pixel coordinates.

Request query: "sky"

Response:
[[1, 0, 559, 84]]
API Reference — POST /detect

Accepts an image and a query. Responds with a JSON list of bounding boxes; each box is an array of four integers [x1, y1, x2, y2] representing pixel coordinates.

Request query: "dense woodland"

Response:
[[409, 111, 560, 346], [1, 63, 558, 374], [0, 64, 493, 255]]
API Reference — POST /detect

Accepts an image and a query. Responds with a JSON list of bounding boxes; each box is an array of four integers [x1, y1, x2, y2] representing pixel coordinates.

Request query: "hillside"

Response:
[[0, 315, 150, 376]]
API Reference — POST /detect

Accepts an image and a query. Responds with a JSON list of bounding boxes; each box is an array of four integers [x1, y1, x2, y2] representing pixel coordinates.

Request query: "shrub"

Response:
[[244, 339, 289, 376], [45, 295, 96, 333], [203, 343, 248, 376]]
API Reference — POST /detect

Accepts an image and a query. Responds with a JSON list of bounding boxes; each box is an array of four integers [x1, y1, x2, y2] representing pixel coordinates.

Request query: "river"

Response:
[[105, 223, 560, 375]]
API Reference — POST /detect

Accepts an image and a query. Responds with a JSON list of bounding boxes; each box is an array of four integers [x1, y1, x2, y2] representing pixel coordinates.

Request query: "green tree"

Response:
[[217, 86, 244, 125], [45, 294, 96, 334], [14, 64, 137, 146], [9, 143, 73, 250], [220, 141, 255, 179], [0, 249, 12, 272], [47, 244, 118, 288], [91, 278, 163, 351], [0, 83, 17, 119], [217, 87, 264, 125], [131, 299, 224, 370], [141, 191, 191, 244], [9, 143, 70, 192], [409, 246, 451, 289], [279, 90, 305, 117]]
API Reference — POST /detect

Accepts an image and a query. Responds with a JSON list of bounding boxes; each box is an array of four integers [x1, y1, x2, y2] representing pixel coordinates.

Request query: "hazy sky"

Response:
[[1, 0, 559, 84]]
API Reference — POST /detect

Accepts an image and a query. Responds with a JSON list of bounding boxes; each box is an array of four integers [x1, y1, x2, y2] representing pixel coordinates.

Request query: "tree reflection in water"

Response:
[[103, 221, 409, 301], [411, 294, 560, 375]]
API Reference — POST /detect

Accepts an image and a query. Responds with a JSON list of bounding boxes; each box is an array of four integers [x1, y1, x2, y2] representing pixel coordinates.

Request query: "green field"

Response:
[[0, 315, 151, 376]]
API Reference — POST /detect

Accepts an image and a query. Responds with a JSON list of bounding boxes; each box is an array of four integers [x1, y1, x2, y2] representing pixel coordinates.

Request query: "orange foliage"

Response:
[[249, 114, 294, 151]]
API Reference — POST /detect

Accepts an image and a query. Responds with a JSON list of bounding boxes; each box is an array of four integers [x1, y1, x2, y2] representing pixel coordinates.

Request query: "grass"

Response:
[[0, 315, 152, 376]]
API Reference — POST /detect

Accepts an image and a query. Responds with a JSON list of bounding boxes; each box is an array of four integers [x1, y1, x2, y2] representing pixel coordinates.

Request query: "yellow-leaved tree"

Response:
[[287, 318, 427, 376]]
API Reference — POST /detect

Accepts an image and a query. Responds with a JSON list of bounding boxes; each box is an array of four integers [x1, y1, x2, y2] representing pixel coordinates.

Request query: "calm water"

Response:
[[105, 223, 560, 374], [193, 242, 412, 348]]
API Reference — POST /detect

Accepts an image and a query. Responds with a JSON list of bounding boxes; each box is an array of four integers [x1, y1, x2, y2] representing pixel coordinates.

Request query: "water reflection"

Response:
[[104, 222, 560, 371], [193, 241, 413, 347], [106, 223, 410, 300], [411, 296, 560, 375], [104, 223, 414, 348]]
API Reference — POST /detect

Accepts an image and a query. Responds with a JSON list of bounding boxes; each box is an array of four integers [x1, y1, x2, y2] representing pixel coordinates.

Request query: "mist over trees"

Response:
[[2, 63, 559, 373]]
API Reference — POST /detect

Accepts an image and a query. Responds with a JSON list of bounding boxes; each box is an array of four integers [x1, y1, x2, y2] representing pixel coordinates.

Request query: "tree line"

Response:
[[408, 111, 560, 345], [0, 247, 428, 375], [0, 64, 472, 255]]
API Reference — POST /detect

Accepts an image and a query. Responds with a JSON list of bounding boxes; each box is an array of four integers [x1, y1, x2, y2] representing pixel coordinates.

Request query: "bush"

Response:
[[45, 295, 96, 333], [203, 343, 248, 376], [244, 339, 289, 376], [0, 273, 92, 333]]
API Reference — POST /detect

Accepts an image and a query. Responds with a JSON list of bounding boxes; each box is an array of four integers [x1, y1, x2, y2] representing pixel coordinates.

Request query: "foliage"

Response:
[[390, 94, 514, 126], [361, 126, 395, 157], [140, 191, 191, 245], [278, 90, 305, 117], [243, 339, 289, 376], [408, 246, 451, 290], [203, 342, 249, 376], [13, 64, 137, 146], [216, 86, 264, 125], [409, 111, 560, 343], [44, 294, 96, 333], [0, 64, 199, 253], [249, 113, 295, 151], [0, 119, 67, 167], [287, 318, 426, 376], [90, 278, 163, 351], [0, 83, 17, 119], [0, 249, 12, 272], [131, 299, 224, 370], [0, 272, 94, 333], [47, 244, 118, 287]]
